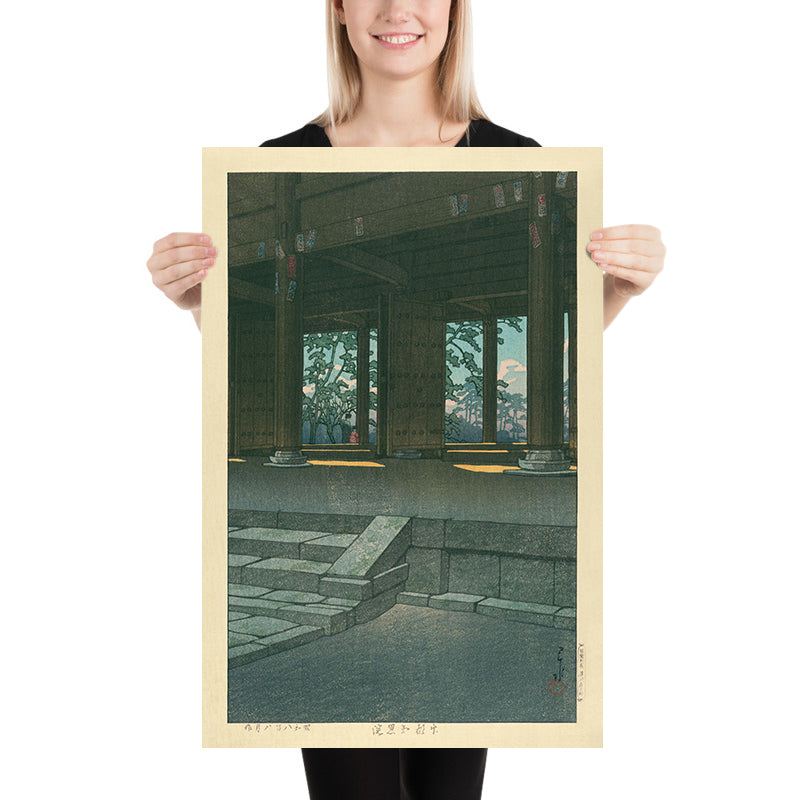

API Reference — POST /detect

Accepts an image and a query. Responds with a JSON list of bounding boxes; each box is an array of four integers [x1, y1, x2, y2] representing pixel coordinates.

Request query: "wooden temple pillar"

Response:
[[356, 325, 371, 446], [386, 295, 446, 459], [482, 316, 498, 443], [376, 295, 390, 458], [515, 173, 571, 474], [230, 314, 275, 456], [269, 173, 310, 467], [566, 276, 578, 463]]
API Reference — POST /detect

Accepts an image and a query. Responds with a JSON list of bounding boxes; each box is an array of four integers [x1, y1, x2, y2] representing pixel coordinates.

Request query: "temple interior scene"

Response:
[[225, 171, 581, 721], [228, 170, 577, 470]]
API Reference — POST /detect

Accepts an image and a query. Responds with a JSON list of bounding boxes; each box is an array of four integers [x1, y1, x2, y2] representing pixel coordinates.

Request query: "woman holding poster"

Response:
[[147, 2, 665, 798]]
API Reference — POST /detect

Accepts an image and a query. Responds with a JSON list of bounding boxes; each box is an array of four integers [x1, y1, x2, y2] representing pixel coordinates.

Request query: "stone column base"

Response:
[[265, 450, 311, 467], [504, 448, 575, 477]]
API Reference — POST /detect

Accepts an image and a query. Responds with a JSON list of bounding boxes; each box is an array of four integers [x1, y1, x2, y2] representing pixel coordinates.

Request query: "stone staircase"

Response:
[[228, 514, 411, 668]]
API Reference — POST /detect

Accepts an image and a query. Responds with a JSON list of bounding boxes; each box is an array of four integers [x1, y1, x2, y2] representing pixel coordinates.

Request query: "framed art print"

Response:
[[202, 147, 603, 747]]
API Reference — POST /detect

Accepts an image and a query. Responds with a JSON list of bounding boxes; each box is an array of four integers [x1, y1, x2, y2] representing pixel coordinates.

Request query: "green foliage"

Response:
[[445, 320, 483, 442], [495, 316, 526, 442], [445, 316, 524, 442], [301, 318, 529, 445], [302, 331, 358, 444], [497, 390, 526, 441], [497, 315, 523, 345]]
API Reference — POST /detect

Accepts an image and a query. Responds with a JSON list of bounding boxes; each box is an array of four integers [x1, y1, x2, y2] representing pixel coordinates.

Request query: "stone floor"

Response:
[[228, 603, 576, 724], [229, 457, 576, 526], [227, 458, 579, 723]]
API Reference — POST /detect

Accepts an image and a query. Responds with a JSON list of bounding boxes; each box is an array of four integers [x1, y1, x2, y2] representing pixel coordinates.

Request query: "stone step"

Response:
[[398, 592, 576, 630], [300, 533, 358, 562], [397, 591, 430, 607], [227, 514, 413, 667], [229, 583, 275, 598], [263, 590, 327, 604], [317, 562, 409, 600], [229, 527, 355, 562], [227, 575, 409, 670], [229, 554, 261, 584], [230, 586, 402, 638], [319, 597, 360, 609], [228, 623, 325, 668], [228, 584, 355, 636], [372, 564, 409, 595], [477, 598, 575, 629], [229, 615, 297, 639], [229, 595, 291, 616], [429, 592, 486, 612], [240, 557, 331, 593], [267, 603, 352, 636], [319, 575, 373, 600], [229, 588, 330, 617], [352, 586, 404, 625]]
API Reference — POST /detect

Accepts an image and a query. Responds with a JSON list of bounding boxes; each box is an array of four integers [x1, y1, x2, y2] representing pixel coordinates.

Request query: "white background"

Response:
[[2, 1, 796, 797]]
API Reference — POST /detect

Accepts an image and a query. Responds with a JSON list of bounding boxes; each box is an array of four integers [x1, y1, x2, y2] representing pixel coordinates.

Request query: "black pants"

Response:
[[302, 748, 488, 800]]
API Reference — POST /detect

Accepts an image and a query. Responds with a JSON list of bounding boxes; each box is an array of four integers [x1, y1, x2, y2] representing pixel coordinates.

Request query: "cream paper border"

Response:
[[202, 147, 602, 748]]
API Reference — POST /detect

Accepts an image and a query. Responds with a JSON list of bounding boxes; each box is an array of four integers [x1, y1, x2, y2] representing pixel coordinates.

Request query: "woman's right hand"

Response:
[[147, 232, 217, 312]]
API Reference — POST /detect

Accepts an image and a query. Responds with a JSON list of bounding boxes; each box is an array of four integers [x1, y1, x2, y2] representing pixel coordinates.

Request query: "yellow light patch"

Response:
[[453, 464, 520, 473], [453, 464, 577, 474], [228, 458, 247, 462], [307, 460, 385, 468]]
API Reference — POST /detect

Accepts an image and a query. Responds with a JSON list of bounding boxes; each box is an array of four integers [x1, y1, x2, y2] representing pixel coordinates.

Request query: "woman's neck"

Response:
[[327, 68, 468, 147]]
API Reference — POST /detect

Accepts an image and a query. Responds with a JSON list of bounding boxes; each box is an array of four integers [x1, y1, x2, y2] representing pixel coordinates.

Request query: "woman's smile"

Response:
[[335, 0, 452, 80], [372, 32, 424, 49]]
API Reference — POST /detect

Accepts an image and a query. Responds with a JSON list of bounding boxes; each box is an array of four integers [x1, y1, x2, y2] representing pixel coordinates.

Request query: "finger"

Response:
[[591, 224, 662, 242], [152, 232, 212, 255], [597, 262, 655, 288], [148, 244, 217, 274], [154, 257, 214, 289], [586, 238, 665, 257], [162, 269, 207, 303], [590, 250, 661, 272]]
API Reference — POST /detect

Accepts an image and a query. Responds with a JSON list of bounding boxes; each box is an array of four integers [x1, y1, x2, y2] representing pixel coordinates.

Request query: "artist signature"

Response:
[[547, 646, 567, 696]]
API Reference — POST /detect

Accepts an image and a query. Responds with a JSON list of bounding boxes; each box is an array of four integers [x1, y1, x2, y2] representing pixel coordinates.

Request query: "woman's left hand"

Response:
[[587, 224, 666, 296]]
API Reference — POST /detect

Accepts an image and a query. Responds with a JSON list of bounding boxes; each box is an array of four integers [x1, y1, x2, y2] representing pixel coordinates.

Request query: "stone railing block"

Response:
[[319, 576, 373, 600], [372, 563, 409, 596], [448, 552, 500, 597], [500, 557, 555, 605], [277, 511, 373, 534], [328, 516, 411, 579], [228, 509, 278, 529], [411, 517, 447, 548], [405, 547, 449, 594], [555, 562, 577, 607], [445, 519, 576, 560]]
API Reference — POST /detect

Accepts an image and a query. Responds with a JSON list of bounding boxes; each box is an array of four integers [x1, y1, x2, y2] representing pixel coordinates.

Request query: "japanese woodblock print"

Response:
[[202, 148, 603, 748]]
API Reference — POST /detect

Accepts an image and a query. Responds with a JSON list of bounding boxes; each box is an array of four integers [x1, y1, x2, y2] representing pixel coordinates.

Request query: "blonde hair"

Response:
[[311, 0, 487, 133]]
